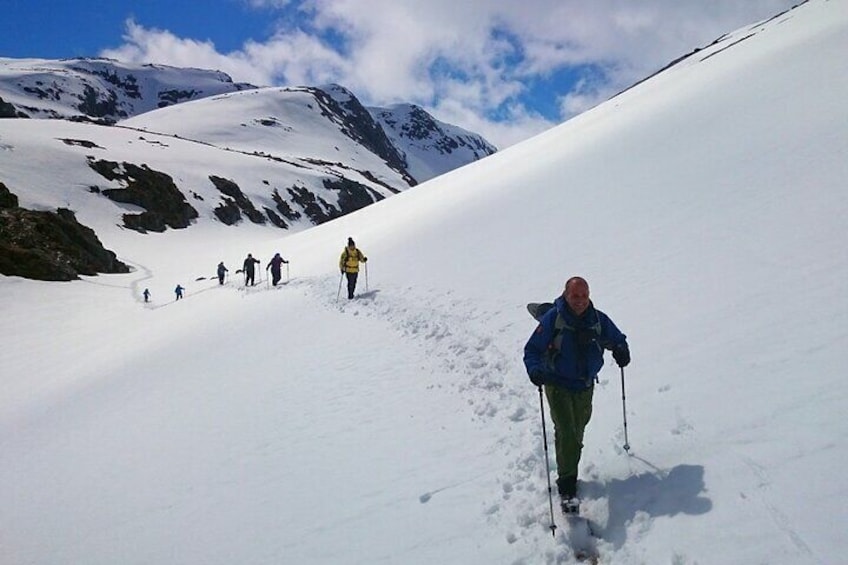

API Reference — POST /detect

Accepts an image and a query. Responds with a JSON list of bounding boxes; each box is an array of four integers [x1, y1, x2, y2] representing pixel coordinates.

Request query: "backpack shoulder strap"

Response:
[[551, 313, 567, 353]]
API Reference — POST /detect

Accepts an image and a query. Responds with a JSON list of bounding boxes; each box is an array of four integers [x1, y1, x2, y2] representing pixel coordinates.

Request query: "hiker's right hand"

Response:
[[613, 344, 631, 368], [529, 369, 548, 387]]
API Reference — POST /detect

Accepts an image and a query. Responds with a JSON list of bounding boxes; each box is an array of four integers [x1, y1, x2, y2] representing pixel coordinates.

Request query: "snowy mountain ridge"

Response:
[[0, 57, 496, 186], [0, 61, 495, 279], [0, 57, 254, 121]]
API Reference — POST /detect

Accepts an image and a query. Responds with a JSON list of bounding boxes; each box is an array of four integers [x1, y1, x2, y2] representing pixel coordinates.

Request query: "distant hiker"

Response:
[[266, 252, 289, 286], [339, 237, 367, 299], [243, 253, 260, 286], [175, 284, 185, 301], [217, 262, 229, 285], [143, 288, 150, 303], [523, 276, 630, 511]]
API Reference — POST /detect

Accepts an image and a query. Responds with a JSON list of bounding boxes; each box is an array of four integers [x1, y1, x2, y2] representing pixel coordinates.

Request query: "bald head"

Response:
[[563, 276, 590, 315]]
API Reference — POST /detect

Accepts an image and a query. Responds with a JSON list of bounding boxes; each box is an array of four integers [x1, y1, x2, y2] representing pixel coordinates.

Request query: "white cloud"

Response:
[[100, 1, 799, 148]]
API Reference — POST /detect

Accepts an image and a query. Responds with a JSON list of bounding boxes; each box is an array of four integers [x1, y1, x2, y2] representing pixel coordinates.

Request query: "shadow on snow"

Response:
[[581, 462, 712, 549]]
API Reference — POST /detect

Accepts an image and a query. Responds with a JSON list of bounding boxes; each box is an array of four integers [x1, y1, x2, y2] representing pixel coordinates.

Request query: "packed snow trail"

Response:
[[304, 274, 707, 563]]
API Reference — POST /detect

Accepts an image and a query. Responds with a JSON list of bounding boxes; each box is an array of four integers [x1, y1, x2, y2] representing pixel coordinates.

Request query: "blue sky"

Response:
[[0, 0, 799, 147]]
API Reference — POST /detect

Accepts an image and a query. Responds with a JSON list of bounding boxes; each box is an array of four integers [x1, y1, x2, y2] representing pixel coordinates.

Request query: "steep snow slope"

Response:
[[1, 1, 846, 564], [120, 85, 413, 187]]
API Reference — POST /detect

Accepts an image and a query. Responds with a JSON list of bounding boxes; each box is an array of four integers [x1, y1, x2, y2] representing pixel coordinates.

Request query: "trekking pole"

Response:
[[286, 263, 290, 283], [336, 272, 344, 301], [538, 386, 558, 537], [364, 262, 369, 292], [620, 366, 631, 452]]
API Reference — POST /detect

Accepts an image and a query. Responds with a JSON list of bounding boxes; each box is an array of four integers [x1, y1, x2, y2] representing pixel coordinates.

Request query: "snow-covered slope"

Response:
[[0, 57, 253, 121], [0, 116, 400, 237], [120, 84, 414, 187], [0, 64, 497, 247], [0, 84, 495, 245], [1, 1, 846, 563]]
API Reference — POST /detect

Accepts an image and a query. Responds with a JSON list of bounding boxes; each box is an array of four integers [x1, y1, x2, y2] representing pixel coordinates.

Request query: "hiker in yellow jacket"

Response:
[[339, 237, 367, 299]]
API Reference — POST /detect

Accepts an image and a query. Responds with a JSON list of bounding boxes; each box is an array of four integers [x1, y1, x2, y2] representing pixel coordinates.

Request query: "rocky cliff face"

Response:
[[0, 182, 129, 281], [370, 103, 497, 182], [88, 159, 200, 232]]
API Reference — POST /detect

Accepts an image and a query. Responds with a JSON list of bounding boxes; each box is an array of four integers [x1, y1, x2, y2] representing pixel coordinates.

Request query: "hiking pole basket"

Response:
[[620, 366, 630, 452]]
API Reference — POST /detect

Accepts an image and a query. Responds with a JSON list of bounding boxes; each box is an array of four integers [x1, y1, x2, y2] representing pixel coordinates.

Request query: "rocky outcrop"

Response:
[[0, 182, 129, 281], [312, 85, 415, 185], [0, 181, 18, 208], [323, 177, 385, 215], [287, 186, 338, 225], [209, 176, 266, 225], [88, 159, 198, 232], [271, 189, 301, 224], [0, 96, 29, 118]]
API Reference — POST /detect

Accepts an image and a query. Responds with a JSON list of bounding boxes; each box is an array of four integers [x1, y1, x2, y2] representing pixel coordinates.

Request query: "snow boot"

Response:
[[557, 475, 579, 514], [557, 475, 577, 499]]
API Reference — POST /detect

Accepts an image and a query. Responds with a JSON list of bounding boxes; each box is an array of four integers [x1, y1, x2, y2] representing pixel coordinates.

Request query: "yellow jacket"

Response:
[[340, 246, 367, 273]]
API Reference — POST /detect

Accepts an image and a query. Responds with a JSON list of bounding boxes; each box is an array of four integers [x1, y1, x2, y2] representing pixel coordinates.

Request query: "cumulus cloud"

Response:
[[100, 0, 799, 148]]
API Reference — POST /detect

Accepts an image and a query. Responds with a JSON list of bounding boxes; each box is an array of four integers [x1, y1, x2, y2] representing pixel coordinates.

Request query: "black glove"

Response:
[[529, 369, 548, 387], [612, 344, 631, 368]]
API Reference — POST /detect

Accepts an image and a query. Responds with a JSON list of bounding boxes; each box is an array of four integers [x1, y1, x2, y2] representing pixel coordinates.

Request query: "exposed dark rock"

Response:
[[209, 175, 266, 225], [309, 86, 415, 185], [0, 181, 19, 208], [70, 65, 142, 99], [158, 89, 200, 107], [263, 207, 288, 229], [77, 84, 125, 118], [359, 169, 403, 193], [89, 159, 198, 232], [287, 185, 338, 224], [0, 184, 129, 280], [22, 85, 59, 100], [322, 177, 384, 215], [271, 189, 301, 222], [59, 138, 103, 149], [0, 96, 29, 118], [67, 115, 114, 125], [213, 198, 242, 225]]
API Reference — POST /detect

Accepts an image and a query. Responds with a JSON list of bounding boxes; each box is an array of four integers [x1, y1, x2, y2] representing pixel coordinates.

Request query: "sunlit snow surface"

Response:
[[1, 2, 847, 563]]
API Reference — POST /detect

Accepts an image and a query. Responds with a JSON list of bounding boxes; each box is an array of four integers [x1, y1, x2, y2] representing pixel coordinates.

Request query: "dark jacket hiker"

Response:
[[266, 253, 289, 286], [523, 277, 630, 505], [243, 254, 260, 286]]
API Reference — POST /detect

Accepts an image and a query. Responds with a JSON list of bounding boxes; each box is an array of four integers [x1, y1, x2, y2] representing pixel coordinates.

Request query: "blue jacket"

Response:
[[523, 296, 627, 390]]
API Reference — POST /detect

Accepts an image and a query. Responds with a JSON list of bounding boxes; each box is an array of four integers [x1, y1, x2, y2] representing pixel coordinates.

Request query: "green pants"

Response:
[[544, 384, 594, 480]]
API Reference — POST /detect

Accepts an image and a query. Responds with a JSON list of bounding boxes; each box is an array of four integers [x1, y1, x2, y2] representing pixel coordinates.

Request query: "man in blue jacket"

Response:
[[524, 276, 630, 506]]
